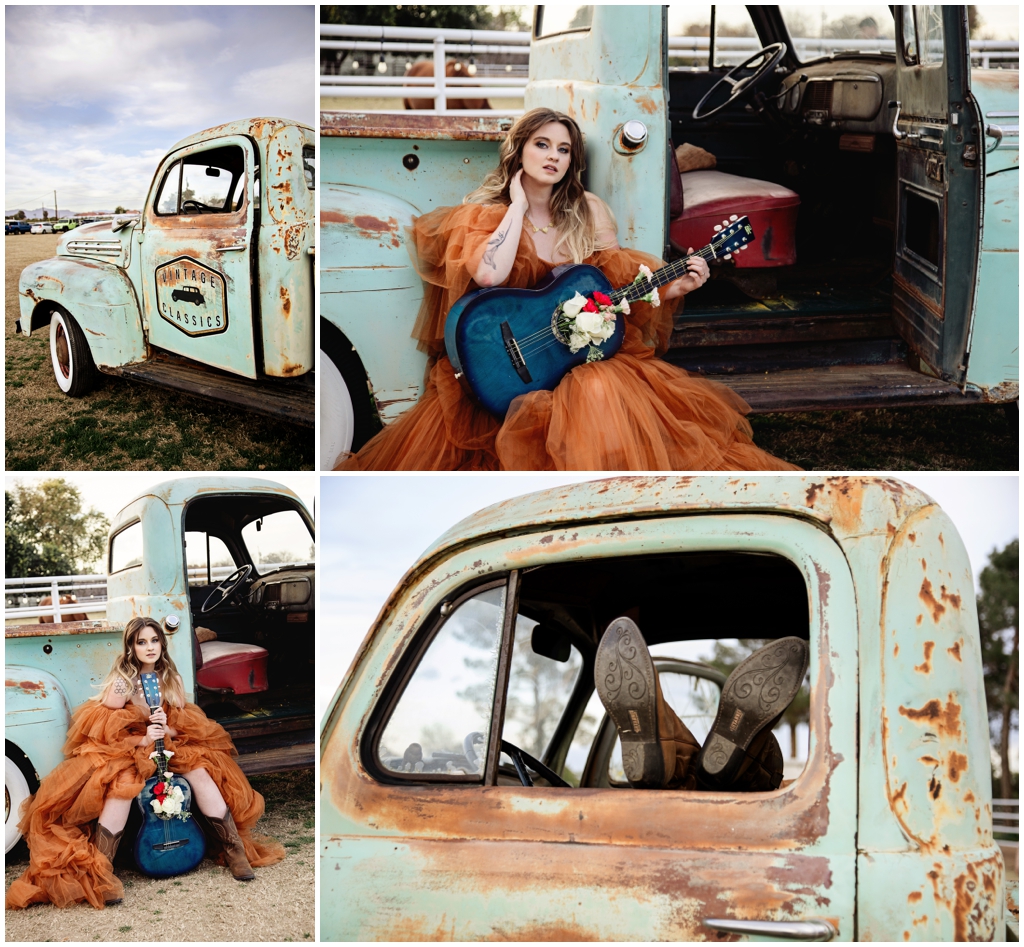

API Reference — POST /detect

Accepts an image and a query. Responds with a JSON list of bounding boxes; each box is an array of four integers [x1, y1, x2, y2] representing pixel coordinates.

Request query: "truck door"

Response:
[[892, 5, 983, 383], [140, 136, 259, 379], [528, 6, 669, 257]]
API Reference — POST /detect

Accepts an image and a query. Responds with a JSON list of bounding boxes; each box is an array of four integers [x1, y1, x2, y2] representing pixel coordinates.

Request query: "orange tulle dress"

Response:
[[337, 203, 798, 471], [5, 699, 285, 910]]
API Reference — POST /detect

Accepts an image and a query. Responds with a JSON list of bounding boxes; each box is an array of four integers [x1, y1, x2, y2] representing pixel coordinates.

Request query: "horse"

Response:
[[404, 60, 490, 110], [38, 594, 89, 623]]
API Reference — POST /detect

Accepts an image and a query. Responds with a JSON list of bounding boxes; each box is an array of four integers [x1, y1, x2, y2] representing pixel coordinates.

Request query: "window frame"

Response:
[[151, 143, 249, 219], [108, 519, 143, 574]]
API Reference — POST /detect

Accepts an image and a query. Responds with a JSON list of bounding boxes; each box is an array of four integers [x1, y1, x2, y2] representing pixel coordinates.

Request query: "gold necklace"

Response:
[[525, 212, 553, 234]]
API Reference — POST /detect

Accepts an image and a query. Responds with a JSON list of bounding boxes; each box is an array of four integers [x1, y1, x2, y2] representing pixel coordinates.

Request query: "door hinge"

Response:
[[962, 143, 978, 168]]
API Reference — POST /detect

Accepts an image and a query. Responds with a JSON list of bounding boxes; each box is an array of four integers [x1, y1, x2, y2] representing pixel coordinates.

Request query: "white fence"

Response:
[[5, 566, 306, 623], [993, 797, 1020, 850], [320, 24, 1018, 112]]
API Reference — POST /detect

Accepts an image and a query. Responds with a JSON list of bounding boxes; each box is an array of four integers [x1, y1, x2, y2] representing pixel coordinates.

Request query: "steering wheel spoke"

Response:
[[499, 740, 571, 788], [200, 564, 254, 614], [693, 43, 787, 121]]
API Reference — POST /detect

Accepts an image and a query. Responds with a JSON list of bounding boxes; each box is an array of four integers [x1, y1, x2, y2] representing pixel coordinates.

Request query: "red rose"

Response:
[[153, 781, 166, 796], [582, 299, 599, 313], [592, 291, 612, 306]]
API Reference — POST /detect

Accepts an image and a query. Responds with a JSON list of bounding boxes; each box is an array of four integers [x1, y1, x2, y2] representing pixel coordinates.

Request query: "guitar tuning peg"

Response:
[[713, 224, 722, 232], [722, 219, 729, 227], [723, 253, 732, 260], [729, 214, 738, 222]]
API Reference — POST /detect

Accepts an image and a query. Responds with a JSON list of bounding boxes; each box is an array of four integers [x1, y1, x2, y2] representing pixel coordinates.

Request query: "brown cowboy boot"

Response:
[[207, 810, 255, 881], [595, 617, 701, 789], [94, 823, 124, 905], [729, 728, 786, 792], [695, 637, 808, 791]]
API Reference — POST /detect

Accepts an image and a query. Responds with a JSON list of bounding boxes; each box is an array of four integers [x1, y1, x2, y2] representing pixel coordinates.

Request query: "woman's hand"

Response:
[[149, 707, 168, 727], [508, 169, 528, 213], [143, 723, 165, 746], [663, 249, 710, 300]]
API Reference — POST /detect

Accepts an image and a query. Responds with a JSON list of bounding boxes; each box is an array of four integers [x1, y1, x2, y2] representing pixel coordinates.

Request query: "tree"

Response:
[[114, 205, 126, 214], [700, 638, 810, 759], [5, 480, 109, 578], [15, 210, 25, 220], [321, 5, 525, 31], [42, 209, 48, 220], [977, 539, 1019, 799]]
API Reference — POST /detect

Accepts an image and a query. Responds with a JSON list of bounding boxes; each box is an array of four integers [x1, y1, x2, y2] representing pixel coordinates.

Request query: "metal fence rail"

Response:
[[993, 797, 1020, 850], [321, 24, 1018, 112], [5, 567, 307, 623]]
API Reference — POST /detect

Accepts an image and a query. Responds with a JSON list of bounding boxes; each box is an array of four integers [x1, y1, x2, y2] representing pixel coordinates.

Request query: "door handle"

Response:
[[703, 918, 837, 941], [218, 245, 247, 252]]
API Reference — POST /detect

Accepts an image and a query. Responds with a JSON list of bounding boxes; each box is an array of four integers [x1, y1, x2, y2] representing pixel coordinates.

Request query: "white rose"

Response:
[[568, 329, 589, 354], [163, 797, 183, 816], [169, 785, 185, 803], [561, 292, 588, 318], [150, 798, 163, 814], [574, 310, 604, 338]]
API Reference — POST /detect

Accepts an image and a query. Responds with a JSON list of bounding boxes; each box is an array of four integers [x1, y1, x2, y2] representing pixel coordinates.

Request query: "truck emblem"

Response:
[[155, 257, 227, 336]]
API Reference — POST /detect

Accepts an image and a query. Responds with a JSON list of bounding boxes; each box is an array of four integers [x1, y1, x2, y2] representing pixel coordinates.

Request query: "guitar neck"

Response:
[[148, 702, 167, 767], [610, 242, 718, 305]]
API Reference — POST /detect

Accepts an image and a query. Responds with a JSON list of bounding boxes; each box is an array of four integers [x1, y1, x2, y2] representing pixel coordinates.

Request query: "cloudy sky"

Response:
[[318, 473, 1019, 724], [5, 5, 315, 213]]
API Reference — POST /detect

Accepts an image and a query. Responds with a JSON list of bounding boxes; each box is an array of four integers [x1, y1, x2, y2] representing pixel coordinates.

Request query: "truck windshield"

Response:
[[778, 4, 895, 61], [241, 509, 313, 573]]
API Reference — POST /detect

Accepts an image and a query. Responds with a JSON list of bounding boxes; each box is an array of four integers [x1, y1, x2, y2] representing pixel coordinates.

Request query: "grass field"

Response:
[[5, 235, 313, 471]]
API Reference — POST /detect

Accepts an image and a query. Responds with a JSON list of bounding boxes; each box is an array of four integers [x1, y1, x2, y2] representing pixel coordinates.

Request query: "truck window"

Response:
[[901, 5, 944, 66], [302, 145, 315, 191], [535, 5, 593, 38], [240, 509, 313, 572], [184, 531, 235, 586], [109, 521, 143, 573], [668, 4, 758, 70], [376, 583, 507, 780], [154, 144, 247, 216]]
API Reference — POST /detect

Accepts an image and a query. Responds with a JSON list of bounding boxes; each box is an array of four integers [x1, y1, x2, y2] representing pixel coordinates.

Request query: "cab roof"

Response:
[[419, 475, 935, 568], [124, 476, 303, 511], [169, 117, 313, 153]]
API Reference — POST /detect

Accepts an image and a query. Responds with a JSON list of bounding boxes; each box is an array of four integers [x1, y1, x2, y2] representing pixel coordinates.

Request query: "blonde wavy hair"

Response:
[[95, 616, 186, 708], [465, 107, 615, 264]]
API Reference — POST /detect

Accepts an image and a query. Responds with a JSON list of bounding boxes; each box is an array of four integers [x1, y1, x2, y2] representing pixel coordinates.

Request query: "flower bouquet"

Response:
[[149, 775, 192, 821], [555, 290, 629, 363]]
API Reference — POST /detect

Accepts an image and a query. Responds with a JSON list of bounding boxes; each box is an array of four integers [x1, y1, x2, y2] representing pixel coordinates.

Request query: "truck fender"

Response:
[[18, 257, 147, 370]]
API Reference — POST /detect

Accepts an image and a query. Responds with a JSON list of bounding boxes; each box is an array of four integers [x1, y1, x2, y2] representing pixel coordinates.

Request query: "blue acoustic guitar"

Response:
[[133, 672, 206, 878], [444, 215, 755, 418]]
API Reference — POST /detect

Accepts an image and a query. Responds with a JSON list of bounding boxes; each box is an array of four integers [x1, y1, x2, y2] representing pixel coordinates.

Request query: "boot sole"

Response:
[[594, 617, 664, 788], [696, 636, 809, 790]]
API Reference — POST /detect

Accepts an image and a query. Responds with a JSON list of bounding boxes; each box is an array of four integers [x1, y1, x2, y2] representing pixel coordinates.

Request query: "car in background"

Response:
[[5, 221, 30, 235], [29, 223, 54, 234], [51, 219, 80, 233]]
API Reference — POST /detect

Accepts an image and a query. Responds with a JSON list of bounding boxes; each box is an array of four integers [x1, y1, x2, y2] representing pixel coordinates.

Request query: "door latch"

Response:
[[962, 143, 978, 168]]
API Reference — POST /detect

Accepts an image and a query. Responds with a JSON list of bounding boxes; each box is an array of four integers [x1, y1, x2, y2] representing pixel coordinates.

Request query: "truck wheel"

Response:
[[5, 753, 31, 853], [320, 319, 381, 467], [49, 307, 97, 397]]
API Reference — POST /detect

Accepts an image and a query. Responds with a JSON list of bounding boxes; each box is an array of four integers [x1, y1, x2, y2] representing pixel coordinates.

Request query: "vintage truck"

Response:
[[5, 475, 315, 854], [321, 5, 1018, 466], [320, 475, 1016, 941], [16, 118, 315, 426]]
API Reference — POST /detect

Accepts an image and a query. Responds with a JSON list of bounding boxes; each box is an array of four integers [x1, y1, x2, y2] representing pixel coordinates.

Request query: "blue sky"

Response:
[[5, 5, 314, 212]]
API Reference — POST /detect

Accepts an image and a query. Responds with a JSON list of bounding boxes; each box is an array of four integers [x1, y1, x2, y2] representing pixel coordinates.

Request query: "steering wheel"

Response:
[[201, 564, 253, 614], [693, 43, 788, 121], [500, 739, 571, 788], [181, 199, 213, 214]]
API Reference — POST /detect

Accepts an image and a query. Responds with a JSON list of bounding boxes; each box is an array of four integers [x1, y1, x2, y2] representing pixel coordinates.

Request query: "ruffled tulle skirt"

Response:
[[5, 701, 284, 910]]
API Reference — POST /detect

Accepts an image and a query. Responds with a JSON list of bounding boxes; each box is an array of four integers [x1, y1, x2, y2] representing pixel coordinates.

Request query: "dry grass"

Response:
[[4, 769, 314, 943], [5, 235, 312, 471]]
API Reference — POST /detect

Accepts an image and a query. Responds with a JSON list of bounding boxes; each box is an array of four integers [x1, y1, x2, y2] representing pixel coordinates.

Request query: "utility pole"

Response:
[[54, 190, 58, 221]]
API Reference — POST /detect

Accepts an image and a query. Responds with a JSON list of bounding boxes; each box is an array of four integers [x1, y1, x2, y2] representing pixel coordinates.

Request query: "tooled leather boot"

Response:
[[695, 637, 808, 791], [207, 810, 255, 881], [94, 824, 124, 905], [595, 617, 702, 789]]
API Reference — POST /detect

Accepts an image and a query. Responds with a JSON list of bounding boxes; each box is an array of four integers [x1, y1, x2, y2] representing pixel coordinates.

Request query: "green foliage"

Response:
[[977, 539, 1019, 798], [5, 479, 109, 577], [114, 205, 126, 214], [321, 5, 525, 31], [15, 209, 25, 220]]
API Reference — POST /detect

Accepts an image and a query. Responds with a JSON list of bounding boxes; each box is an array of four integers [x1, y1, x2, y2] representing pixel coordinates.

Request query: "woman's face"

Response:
[[133, 626, 162, 667], [520, 121, 572, 188]]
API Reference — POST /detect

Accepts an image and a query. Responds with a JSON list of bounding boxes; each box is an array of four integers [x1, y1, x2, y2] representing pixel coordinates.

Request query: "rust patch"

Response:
[[929, 776, 942, 799], [953, 855, 1002, 941], [894, 644, 899, 657], [908, 891, 923, 903], [321, 211, 351, 225], [964, 790, 975, 803], [892, 781, 908, 808], [908, 532, 916, 542], [354, 215, 398, 234], [321, 111, 511, 141], [947, 641, 962, 661], [635, 94, 659, 115], [279, 361, 303, 377], [6, 679, 45, 692], [805, 483, 825, 506], [279, 286, 291, 318], [898, 695, 962, 739], [947, 752, 967, 783], [284, 224, 304, 260], [919, 578, 946, 622], [915, 641, 935, 674], [939, 586, 961, 610]]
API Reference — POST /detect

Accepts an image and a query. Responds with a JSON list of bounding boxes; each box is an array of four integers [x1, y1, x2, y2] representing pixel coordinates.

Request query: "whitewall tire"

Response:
[[5, 754, 31, 853], [320, 347, 354, 470], [49, 308, 96, 397]]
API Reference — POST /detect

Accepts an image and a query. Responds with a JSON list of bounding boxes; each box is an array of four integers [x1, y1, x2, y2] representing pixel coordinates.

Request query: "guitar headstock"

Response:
[[140, 671, 162, 711], [710, 215, 755, 257]]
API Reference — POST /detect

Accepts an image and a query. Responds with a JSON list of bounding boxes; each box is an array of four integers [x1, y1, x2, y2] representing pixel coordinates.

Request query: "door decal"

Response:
[[156, 257, 228, 336]]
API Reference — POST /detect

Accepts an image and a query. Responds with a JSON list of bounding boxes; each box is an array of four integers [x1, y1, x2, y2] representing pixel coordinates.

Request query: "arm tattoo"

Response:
[[113, 676, 129, 695], [482, 228, 508, 269]]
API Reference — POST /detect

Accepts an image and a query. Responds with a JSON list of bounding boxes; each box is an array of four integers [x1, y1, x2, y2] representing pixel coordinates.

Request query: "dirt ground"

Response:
[[4, 769, 314, 943], [5, 235, 312, 471]]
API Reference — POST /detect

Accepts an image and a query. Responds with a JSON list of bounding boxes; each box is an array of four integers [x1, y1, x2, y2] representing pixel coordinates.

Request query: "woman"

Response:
[[6, 617, 284, 910], [338, 107, 797, 471]]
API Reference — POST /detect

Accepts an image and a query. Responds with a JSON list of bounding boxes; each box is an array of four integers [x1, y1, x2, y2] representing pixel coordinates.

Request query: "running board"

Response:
[[237, 741, 315, 776], [111, 356, 313, 426], [709, 364, 984, 413]]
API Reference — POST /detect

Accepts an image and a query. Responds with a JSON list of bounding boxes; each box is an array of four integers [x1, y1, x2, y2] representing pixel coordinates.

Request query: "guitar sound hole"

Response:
[[550, 308, 570, 346]]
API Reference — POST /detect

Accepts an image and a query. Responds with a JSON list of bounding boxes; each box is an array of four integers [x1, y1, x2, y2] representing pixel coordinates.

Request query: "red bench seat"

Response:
[[197, 640, 269, 695]]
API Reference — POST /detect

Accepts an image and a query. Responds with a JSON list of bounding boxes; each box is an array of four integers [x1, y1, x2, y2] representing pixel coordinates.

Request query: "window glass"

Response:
[[667, 5, 758, 71], [536, 5, 593, 39], [915, 5, 944, 65], [109, 521, 143, 573], [499, 613, 584, 775], [240, 509, 314, 571], [155, 161, 180, 215], [778, 5, 895, 61], [184, 531, 236, 586], [302, 145, 316, 191], [378, 585, 506, 778], [157, 145, 246, 216]]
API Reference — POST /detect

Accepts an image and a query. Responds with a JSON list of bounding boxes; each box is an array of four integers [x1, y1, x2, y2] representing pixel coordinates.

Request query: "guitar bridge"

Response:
[[500, 321, 532, 383], [153, 839, 191, 851]]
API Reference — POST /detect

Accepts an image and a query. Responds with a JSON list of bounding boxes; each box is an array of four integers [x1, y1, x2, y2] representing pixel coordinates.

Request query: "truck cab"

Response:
[[17, 118, 316, 426], [320, 475, 1011, 941], [5, 476, 315, 854], [320, 5, 1018, 467]]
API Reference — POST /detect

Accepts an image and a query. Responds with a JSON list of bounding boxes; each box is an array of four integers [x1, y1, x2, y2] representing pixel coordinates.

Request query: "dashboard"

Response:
[[247, 567, 315, 614], [778, 59, 897, 135]]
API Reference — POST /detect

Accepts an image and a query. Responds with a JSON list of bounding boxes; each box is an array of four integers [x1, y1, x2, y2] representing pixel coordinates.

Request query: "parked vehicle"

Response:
[[6, 476, 316, 854], [320, 5, 1019, 466], [29, 223, 53, 235], [6, 221, 31, 235], [50, 219, 80, 233], [16, 118, 316, 425], [321, 475, 1014, 941]]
